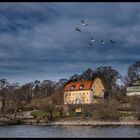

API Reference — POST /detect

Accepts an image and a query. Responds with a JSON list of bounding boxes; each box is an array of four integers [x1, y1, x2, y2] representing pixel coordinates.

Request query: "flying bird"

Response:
[[101, 40, 105, 44], [90, 37, 95, 42], [110, 40, 115, 44], [75, 27, 81, 32], [88, 42, 92, 46], [81, 20, 88, 26]]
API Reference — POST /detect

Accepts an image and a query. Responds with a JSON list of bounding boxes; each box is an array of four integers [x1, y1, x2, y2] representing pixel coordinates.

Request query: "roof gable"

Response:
[[64, 80, 93, 91], [133, 80, 140, 86]]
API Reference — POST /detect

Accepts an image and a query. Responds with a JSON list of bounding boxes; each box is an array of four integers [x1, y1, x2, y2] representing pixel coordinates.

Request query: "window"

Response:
[[70, 85, 75, 90], [64, 93, 68, 98], [79, 85, 84, 90]]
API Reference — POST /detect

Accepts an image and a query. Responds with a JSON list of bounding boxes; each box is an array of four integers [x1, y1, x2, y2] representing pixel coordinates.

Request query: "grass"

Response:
[[31, 110, 69, 118], [31, 110, 48, 118], [117, 111, 134, 117], [53, 111, 61, 118], [52, 111, 75, 118], [25, 108, 135, 121]]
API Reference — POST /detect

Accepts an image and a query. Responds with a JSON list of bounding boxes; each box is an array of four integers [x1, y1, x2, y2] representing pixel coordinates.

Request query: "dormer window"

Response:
[[70, 85, 75, 90], [79, 85, 84, 90]]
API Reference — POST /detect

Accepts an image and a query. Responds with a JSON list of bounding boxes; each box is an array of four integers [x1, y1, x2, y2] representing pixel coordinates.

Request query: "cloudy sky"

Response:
[[0, 2, 140, 84]]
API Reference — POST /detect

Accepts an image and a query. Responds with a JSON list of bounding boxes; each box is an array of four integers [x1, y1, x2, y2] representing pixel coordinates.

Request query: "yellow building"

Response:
[[64, 77, 105, 104]]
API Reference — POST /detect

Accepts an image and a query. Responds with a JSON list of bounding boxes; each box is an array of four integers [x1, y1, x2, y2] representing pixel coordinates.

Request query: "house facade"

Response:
[[64, 77, 105, 104], [126, 80, 140, 96]]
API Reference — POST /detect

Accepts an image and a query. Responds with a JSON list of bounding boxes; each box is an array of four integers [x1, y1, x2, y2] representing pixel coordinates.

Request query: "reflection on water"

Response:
[[0, 125, 140, 138]]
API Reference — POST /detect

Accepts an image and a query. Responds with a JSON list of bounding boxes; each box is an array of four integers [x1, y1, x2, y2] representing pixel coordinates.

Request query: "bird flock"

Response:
[[74, 20, 116, 47]]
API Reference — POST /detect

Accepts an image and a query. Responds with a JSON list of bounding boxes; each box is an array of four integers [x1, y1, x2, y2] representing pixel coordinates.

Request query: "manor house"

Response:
[[64, 77, 105, 104]]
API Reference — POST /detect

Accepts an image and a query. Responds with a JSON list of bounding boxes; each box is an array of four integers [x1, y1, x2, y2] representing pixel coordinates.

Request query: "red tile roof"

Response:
[[64, 80, 93, 91]]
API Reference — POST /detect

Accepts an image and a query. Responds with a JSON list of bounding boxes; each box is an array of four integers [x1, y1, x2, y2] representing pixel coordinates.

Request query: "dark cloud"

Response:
[[0, 2, 140, 84]]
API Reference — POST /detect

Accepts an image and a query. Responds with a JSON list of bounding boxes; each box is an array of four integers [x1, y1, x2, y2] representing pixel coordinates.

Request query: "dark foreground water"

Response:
[[0, 125, 140, 138]]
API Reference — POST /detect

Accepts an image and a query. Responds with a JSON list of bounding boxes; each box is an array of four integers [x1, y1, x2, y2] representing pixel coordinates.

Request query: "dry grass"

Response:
[[24, 96, 53, 111]]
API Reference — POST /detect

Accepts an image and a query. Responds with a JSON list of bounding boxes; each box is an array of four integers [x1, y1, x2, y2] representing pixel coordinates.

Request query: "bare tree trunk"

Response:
[[0, 99, 6, 114], [60, 106, 63, 118]]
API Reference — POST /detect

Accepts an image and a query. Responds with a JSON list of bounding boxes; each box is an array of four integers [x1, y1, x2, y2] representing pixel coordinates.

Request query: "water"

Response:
[[0, 125, 140, 138]]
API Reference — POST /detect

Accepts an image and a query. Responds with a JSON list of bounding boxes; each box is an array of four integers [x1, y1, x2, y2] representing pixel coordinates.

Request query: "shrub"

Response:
[[91, 99, 120, 121], [31, 110, 47, 118]]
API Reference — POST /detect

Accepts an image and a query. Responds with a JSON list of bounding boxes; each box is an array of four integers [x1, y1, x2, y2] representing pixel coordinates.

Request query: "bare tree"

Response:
[[69, 74, 81, 82], [0, 79, 8, 114], [125, 61, 140, 85], [80, 68, 94, 80], [95, 66, 121, 98], [40, 80, 55, 97]]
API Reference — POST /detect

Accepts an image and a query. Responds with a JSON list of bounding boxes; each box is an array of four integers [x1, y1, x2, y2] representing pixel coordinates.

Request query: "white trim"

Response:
[[127, 92, 140, 96]]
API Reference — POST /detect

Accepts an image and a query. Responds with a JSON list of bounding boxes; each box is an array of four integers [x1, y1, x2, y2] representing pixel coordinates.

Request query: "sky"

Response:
[[0, 2, 140, 84]]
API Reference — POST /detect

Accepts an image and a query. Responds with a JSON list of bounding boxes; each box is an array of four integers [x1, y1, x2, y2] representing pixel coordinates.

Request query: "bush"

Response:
[[16, 119, 25, 125], [24, 96, 54, 111], [129, 96, 140, 120], [135, 112, 140, 120], [91, 99, 120, 121], [31, 110, 48, 118], [92, 109, 120, 121]]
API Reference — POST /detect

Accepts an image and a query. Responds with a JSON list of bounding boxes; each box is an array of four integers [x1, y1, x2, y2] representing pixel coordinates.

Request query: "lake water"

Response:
[[0, 125, 140, 138]]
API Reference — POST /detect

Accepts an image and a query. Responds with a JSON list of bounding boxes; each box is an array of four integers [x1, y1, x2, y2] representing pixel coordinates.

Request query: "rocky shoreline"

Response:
[[16, 120, 140, 126], [0, 117, 140, 126], [39, 120, 140, 126]]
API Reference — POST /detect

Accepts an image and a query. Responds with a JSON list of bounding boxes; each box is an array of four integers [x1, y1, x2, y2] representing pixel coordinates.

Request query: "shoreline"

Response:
[[45, 120, 140, 126], [0, 118, 140, 126], [20, 120, 140, 126]]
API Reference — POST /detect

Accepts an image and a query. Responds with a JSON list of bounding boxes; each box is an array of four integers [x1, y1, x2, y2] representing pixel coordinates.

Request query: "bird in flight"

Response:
[[81, 20, 88, 26], [110, 40, 115, 44], [101, 40, 105, 44], [88, 42, 92, 46], [90, 37, 95, 42], [86, 37, 95, 47], [75, 27, 81, 32]]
